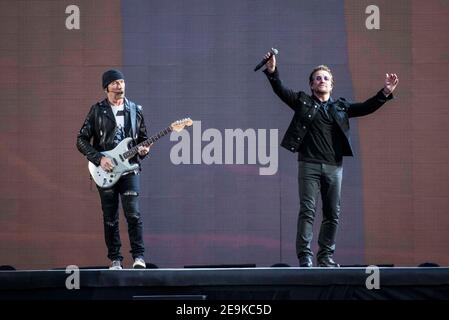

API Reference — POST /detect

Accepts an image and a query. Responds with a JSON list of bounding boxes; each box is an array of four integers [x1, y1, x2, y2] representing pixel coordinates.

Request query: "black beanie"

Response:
[[102, 69, 125, 89]]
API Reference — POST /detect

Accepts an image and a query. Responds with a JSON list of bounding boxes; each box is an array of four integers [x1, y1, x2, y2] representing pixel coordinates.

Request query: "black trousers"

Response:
[[97, 173, 145, 261], [296, 161, 342, 262]]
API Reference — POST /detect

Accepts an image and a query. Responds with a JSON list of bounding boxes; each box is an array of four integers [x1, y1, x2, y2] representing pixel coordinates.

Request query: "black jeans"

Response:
[[97, 173, 145, 261], [296, 161, 342, 262]]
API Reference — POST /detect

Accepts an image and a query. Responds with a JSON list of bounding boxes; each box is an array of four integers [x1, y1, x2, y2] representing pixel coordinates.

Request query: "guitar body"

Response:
[[88, 137, 139, 189], [87, 117, 192, 188]]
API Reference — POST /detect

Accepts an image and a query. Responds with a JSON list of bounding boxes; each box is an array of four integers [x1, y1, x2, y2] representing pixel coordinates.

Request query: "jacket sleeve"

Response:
[[76, 105, 103, 166], [347, 89, 393, 118], [136, 105, 149, 160], [263, 67, 300, 111]]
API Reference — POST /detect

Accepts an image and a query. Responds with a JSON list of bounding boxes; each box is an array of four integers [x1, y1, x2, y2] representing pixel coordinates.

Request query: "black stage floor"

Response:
[[1, 267, 448, 300]]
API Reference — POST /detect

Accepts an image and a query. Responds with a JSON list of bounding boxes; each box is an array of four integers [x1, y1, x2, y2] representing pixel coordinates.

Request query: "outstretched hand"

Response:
[[383, 73, 399, 96]]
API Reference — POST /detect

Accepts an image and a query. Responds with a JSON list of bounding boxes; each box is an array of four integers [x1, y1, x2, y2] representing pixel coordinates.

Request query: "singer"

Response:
[[262, 53, 398, 267], [76, 69, 151, 270]]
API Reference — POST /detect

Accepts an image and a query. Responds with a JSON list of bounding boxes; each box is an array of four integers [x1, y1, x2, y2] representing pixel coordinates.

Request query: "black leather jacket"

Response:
[[76, 97, 148, 166], [264, 68, 393, 155]]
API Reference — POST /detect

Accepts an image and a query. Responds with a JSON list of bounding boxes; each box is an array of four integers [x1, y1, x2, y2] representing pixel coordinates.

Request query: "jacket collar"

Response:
[[99, 98, 115, 123], [312, 94, 334, 105], [124, 97, 131, 111]]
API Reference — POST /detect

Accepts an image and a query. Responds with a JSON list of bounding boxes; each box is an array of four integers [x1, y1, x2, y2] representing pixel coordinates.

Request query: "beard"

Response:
[[114, 91, 125, 99]]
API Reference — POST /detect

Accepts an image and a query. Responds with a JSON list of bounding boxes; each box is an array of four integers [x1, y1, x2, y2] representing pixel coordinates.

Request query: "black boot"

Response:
[[317, 256, 340, 267], [299, 255, 313, 268]]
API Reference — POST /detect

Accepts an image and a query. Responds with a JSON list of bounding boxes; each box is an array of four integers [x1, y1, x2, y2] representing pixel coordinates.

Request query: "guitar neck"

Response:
[[123, 126, 172, 159]]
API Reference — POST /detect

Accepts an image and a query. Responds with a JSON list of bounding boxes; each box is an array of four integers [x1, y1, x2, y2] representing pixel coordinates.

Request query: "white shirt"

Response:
[[111, 104, 125, 128], [111, 104, 125, 145]]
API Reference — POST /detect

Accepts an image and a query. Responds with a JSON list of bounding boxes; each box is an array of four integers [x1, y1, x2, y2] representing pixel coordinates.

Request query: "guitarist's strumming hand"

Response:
[[100, 156, 115, 172], [137, 144, 152, 156]]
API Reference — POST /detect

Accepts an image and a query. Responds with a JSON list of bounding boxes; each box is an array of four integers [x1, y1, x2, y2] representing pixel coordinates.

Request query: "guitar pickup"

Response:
[[112, 158, 118, 166]]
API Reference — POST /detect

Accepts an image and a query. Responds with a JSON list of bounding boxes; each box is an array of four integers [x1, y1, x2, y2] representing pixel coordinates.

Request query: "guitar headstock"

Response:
[[171, 118, 193, 132]]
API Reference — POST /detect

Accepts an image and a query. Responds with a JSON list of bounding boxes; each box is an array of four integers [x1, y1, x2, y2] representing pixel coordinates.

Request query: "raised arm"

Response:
[[263, 53, 300, 110], [347, 73, 399, 118]]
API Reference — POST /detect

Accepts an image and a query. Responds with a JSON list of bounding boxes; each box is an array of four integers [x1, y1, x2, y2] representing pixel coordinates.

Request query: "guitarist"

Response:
[[77, 69, 150, 270]]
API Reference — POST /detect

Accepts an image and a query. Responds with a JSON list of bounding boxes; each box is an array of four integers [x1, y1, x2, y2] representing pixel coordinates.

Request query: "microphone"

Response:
[[254, 48, 279, 72]]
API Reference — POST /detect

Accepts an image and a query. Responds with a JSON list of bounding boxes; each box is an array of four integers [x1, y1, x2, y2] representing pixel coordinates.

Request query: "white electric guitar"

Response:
[[89, 118, 193, 188]]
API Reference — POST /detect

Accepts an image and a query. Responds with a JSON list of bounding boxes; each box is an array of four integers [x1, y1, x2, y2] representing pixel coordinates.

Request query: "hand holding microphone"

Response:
[[254, 48, 278, 72]]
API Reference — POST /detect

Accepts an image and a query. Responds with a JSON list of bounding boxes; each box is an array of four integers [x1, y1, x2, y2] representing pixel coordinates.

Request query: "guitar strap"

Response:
[[128, 99, 137, 141]]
